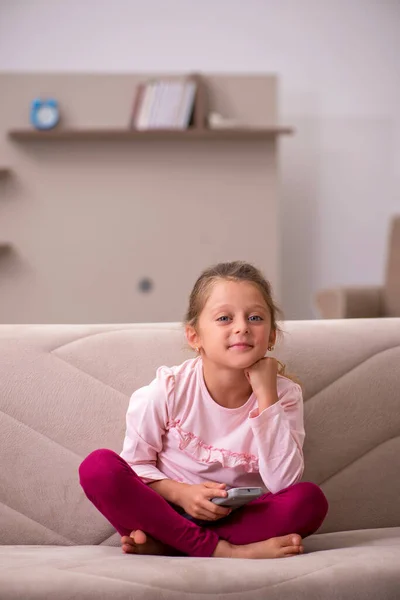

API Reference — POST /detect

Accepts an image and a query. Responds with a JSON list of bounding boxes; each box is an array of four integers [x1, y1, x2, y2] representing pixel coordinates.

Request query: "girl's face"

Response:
[[188, 279, 275, 370]]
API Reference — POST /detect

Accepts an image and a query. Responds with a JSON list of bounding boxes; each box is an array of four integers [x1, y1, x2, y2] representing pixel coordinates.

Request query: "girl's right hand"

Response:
[[179, 481, 232, 521]]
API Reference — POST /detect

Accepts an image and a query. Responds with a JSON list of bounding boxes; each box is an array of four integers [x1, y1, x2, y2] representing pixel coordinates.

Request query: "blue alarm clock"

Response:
[[30, 98, 60, 130]]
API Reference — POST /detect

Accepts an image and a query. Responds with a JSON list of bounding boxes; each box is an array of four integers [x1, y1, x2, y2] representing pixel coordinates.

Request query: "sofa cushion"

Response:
[[1, 528, 400, 600]]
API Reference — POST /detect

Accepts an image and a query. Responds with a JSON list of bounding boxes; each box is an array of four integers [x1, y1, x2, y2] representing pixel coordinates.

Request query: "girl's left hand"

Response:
[[244, 357, 279, 407]]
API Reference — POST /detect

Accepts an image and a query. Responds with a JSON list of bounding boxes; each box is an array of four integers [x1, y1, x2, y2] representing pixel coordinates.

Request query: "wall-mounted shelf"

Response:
[[8, 127, 293, 142]]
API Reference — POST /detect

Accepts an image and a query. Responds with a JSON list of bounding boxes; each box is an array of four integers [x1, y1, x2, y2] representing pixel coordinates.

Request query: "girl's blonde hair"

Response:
[[184, 261, 298, 383]]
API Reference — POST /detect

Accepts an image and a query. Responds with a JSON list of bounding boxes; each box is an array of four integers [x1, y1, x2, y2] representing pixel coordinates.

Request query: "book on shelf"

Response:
[[130, 77, 197, 130]]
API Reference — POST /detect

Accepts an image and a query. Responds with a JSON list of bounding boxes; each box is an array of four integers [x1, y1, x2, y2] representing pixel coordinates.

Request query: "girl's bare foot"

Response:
[[213, 534, 304, 559], [121, 530, 168, 556]]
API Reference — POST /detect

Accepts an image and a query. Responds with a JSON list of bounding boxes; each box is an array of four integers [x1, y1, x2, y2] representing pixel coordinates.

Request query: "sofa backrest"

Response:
[[384, 215, 400, 317], [1, 320, 399, 546]]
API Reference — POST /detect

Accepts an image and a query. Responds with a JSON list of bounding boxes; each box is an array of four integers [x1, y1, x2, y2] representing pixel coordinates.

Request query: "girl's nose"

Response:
[[235, 319, 249, 333]]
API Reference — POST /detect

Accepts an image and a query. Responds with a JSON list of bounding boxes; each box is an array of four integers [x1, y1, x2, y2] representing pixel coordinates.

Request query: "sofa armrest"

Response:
[[315, 285, 384, 318]]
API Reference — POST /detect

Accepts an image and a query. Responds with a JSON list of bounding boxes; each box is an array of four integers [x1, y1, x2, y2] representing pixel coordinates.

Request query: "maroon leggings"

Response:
[[79, 449, 329, 558]]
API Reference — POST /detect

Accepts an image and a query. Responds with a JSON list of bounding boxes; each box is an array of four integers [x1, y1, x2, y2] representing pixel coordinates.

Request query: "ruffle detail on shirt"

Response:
[[167, 419, 259, 473]]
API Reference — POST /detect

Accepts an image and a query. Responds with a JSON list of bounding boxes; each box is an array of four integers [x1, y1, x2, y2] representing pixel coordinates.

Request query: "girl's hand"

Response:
[[245, 357, 279, 408], [179, 481, 232, 521]]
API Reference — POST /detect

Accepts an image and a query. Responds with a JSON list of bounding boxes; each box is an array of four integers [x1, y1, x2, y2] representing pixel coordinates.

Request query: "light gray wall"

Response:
[[1, 0, 399, 319]]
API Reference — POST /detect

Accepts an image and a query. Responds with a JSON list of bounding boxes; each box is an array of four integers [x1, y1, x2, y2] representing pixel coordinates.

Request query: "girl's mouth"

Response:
[[229, 343, 253, 350]]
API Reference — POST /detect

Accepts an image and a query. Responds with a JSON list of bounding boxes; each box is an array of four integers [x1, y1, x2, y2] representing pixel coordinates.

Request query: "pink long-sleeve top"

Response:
[[120, 357, 305, 494]]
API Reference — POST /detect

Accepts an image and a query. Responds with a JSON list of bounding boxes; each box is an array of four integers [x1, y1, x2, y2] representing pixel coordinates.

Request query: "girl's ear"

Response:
[[185, 324, 200, 351], [269, 329, 277, 346]]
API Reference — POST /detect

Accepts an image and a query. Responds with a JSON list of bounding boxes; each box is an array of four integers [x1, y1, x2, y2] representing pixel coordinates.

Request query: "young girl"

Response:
[[79, 261, 328, 559]]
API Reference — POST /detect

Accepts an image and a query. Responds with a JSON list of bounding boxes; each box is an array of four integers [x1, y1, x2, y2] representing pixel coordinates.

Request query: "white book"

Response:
[[151, 82, 167, 129], [136, 82, 156, 130], [158, 82, 183, 128], [170, 81, 186, 128], [149, 82, 168, 128]]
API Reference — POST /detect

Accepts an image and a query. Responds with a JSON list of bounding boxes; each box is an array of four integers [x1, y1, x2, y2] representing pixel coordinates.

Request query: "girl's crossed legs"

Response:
[[79, 449, 328, 559]]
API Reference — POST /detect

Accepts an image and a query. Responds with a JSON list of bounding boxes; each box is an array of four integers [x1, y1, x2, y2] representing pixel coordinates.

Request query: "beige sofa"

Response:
[[1, 319, 400, 599]]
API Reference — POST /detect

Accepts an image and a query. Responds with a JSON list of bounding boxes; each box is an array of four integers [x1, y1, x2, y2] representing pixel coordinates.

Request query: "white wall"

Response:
[[1, 0, 399, 318]]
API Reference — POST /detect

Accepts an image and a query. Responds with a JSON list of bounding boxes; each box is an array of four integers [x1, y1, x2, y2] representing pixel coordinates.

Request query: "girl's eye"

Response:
[[217, 316, 230, 322], [249, 315, 263, 321]]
